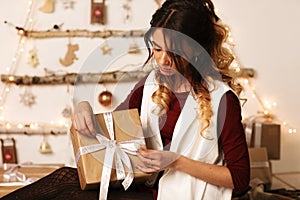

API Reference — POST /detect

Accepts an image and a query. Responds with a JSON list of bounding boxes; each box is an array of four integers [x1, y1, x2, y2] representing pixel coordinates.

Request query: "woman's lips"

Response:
[[159, 65, 172, 73]]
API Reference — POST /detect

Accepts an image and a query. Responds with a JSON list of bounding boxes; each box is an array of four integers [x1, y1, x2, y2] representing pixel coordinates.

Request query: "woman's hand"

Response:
[[137, 149, 181, 173], [72, 101, 98, 136]]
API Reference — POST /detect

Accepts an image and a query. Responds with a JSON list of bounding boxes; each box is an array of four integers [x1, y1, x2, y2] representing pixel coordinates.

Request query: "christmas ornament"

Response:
[[27, 47, 40, 68], [98, 90, 112, 107], [20, 87, 36, 107], [100, 41, 112, 55], [1, 138, 17, 163], [62, 105, 72, 118], [39, 0, 55, 13], [91, 0, 106, 24], [128, 42, 141, 54], [59, 42, 79, 67], [39, 135, 52, 154], [122, 0, 132, 23], [62, 0, 75, 9]]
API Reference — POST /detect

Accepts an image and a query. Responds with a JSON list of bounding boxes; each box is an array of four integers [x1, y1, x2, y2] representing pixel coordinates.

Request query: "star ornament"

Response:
[[20, 88, 36, 107], [101, 42, 112, 55]]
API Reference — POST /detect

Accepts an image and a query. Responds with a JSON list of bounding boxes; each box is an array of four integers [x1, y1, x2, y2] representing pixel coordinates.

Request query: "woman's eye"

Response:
[[153, 47, 161, 52]]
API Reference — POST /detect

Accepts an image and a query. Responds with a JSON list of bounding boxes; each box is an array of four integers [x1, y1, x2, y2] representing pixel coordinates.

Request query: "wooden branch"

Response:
[[0, 126, 67, 135], [1, 70, 149, 85], [231, 68, 255, 78], [17, 28, 146, 39]]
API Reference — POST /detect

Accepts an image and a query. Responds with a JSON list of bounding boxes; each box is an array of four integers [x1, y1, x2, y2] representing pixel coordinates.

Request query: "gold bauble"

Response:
[[98, 91, 112, 107]]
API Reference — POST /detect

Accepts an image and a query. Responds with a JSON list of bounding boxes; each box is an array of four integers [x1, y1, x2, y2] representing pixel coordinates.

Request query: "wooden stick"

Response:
[[1, 70, 149, 85], [18, 29, 146, 39]]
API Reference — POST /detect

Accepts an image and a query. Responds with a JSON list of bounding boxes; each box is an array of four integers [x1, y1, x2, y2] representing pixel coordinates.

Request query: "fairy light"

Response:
[[0, 0, 34, 119], [17, 123, 24, 129], [222, 24, 297, 134], [5, 123, 11, 129]]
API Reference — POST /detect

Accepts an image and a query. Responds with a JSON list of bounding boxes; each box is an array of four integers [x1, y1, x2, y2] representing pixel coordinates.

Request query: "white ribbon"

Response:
[[75, 112, 145, 200], [2, 163, 60, 185]]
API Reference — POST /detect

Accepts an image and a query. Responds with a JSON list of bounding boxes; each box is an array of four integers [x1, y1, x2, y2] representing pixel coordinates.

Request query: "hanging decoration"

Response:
[[27, 47, 40, 68], [128, 41, 141, 54], [39, 0, 55, 13], [62, 0, 76, 9], [1, 138, 18, 163], [100, 40, 112, 55], [98, 90, 112, 107], [61, 105, 72, 118], [39, 135, 53, 154], [19, 87, 36, 107], [61, 84, 73, 118], [122, 0, 132, 23], [90, 0, 106, 24], [59, 41, 79, 67]]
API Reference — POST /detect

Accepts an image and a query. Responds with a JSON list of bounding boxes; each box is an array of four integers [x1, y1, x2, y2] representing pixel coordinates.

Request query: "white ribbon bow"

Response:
[[75, 112, 145, 200]]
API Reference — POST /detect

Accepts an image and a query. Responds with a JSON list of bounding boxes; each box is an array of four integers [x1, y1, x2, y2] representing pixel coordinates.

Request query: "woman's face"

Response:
[[151, 29, 194, 76]]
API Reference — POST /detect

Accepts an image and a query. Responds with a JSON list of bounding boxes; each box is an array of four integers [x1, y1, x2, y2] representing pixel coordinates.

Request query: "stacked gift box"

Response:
[[244, 118, 281, 190]]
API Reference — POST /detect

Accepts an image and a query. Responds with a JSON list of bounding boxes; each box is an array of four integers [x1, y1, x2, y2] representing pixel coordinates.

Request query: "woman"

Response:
[[74, 0, 250, 199], [1, 0, 249, 199]]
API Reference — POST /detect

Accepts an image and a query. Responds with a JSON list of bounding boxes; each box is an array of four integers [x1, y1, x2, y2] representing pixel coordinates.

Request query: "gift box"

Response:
[[0, 163, 64, 197], [70, 109, 150, 192], [245, 121, 281, 160], [249, 147, 272, 190]]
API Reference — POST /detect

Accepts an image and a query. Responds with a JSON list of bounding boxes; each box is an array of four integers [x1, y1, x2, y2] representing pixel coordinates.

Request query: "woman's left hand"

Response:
[[137, 149, 181, 173]]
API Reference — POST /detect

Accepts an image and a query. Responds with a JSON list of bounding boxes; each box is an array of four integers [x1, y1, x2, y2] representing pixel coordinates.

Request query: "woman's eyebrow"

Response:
[[151, 41, 162, 48]]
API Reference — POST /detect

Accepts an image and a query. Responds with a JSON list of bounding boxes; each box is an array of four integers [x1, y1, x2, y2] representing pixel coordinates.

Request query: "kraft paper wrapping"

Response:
[[70, 109, 150, 190]]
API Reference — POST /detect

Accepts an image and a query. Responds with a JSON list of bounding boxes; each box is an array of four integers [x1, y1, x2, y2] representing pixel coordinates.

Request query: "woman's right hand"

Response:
[[72, 101, 98, 136]]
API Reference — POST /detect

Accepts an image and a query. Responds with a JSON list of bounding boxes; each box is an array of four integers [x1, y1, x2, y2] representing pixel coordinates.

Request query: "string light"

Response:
[[224, 25, 297, 134], [0, 0, 68, 135]]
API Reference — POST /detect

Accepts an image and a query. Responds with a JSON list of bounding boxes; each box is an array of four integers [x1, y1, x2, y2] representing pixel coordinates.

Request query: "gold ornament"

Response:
[[59, 43, 79, 67], [128, 42, 141, 54], [39, 135, 52, 154], [27, 48, 40, 68], [39, 0, 55, 13], [98, 90, 112, 107], [101, 42, 112, 55]]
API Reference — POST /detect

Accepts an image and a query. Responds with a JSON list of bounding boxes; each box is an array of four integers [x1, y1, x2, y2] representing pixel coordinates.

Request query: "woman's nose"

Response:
[[158, 51, 171, 65]]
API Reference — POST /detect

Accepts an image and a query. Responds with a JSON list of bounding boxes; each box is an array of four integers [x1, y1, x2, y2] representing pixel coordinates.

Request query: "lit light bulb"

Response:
[[17, 123, 24, 129], [8, 76, 15, 81], [263, 110, 269, 115], [6, 123, 11, 129], [282, 121, 287, 126]]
